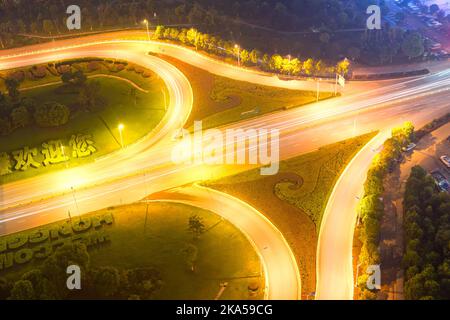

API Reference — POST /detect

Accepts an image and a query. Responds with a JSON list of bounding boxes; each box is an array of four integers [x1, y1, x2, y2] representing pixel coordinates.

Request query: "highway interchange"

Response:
[[0, 33, 449, 300]]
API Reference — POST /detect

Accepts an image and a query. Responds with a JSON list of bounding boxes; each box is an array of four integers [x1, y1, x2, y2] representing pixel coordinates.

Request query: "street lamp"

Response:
[[118, 123, 125, 148], [143, 19, 150, 41], [234, 44, 240, 66]]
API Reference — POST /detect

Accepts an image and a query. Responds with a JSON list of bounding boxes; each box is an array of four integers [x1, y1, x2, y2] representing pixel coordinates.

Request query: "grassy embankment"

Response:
[[0, 202, 264, 300], [161, 56, 334, 130], [204, 132, 377, 298], [0, 59, 167, 183]]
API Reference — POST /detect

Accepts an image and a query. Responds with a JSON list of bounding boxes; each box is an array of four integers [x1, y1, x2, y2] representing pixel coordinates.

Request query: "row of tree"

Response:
[[0, 214, 209, 299], [0, 67, 107, 136], [153, 26, 350, 77], [0, 1, 432, 66], [403, 166, 450, 299], [356, 122, 415, 299], [0, 243, 162, 300]]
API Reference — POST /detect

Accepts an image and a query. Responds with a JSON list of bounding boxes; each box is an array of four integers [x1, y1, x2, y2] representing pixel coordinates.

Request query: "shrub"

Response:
[[87, 61, 101, 72], [34, 102, 70, 127], [6, 71, 25, 82], [56, 65, 71, 75], [11, 106, 31, 129], [30, 66, 47, 79]]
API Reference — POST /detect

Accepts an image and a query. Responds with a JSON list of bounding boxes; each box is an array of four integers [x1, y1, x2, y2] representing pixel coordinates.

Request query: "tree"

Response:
[[240, 49, 250, 65], [61, 72, 73, 84], [336, 58, 350, 76], [401, 32, 424, 59], [249, 49, 261, 65], [93, 267, 121, 297], [72, 70, 87, 86], [153, 25, 165, 39], [41, 243, 90, 299], [188, 215, 205, 240], [429, 4, 440, 15], [302, 58, 315, 76], [9, 280, 35, 300], [78, 81, 106, 111], [42, 20, 55, 35], [182, 244, 198, 272], [5, 78, 20, 100], [34, 102, 70, 127], [11, 106, 30, 128], [21, 269, 58, 299]]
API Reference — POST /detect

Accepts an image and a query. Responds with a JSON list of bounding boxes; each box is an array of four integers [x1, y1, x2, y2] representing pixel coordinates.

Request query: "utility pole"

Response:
[[143, 19, 150, 41], [235, 44, 240, 66]]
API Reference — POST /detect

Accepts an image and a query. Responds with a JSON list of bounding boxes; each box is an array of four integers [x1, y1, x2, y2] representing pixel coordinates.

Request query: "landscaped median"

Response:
[[159, 56, 334, 131], [202, 132, 377, 298], [0, 202, 264, 300], [354, 122, 415, 299], [0, 58, 167, 184]]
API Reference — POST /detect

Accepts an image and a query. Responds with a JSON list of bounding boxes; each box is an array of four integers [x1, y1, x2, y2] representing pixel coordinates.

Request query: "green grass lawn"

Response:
[[0, 75, 166, 184], [0, 202, 264, 300], [203, 132, 377, 297], [0, 59, 156, 92]]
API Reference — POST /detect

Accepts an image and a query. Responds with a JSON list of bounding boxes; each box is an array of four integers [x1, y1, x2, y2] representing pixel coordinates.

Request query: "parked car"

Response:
[[431, 170, 450, 192], [440, 155, 450, 169], [402, 143, 416, 152]]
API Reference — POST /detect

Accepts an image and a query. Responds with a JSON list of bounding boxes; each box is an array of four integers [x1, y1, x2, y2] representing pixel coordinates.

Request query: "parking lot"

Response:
[[399, 122, 450, 189]]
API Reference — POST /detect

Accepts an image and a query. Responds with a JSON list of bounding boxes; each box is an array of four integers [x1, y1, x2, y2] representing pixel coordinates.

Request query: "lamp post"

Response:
[[143, 19, 150, 41], [118, 124, 125, 148], [235, 44, 240, 66]]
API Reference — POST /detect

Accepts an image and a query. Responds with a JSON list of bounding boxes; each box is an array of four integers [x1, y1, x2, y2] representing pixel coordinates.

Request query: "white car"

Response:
[[402, 143, 416, 152], [440, 155, 450, 168]]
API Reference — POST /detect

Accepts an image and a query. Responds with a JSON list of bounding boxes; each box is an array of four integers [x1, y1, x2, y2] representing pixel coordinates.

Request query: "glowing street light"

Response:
[[118, 123, 125, 148], [235, 44, 240, 67], [143, 19, 150, 41]]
